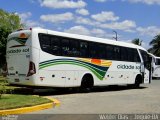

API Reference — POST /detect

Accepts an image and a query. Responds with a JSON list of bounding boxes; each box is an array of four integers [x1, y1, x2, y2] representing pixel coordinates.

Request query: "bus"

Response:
[[6, 28, 151, 91], [148, 53, 160, 79]]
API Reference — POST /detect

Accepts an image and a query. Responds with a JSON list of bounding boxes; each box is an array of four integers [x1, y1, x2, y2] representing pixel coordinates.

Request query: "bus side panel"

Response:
[[38, 70, 66, 87], [38, 55, 82, 87], [77, 61, 141, 87], [96, 61, 140, 86]]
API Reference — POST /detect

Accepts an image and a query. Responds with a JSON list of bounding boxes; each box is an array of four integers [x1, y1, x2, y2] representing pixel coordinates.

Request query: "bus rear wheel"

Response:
[[128, 75, 142, 88], [80, 74, 94, 93]]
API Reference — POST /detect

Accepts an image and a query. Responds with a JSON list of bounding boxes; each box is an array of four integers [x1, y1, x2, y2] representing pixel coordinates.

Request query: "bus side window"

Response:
[[80, 41, 89, 58], [114, 46, 121, 61], [121, 47, 128, 61], [127, 48, 134, 62], [51, 36, 61, 55], [106, 45, 114, 60], [89, 42, 97, 58], [98, 44, 106, 59], [39, 34, 51, 54], [133, 49, 141, 62], [61, 39, 70, 56], [69, 39, 80, 57]]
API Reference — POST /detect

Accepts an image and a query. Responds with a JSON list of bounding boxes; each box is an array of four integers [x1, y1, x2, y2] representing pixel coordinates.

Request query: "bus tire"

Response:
[[80, 74, 94, 93], [134, 75, 142, 88]]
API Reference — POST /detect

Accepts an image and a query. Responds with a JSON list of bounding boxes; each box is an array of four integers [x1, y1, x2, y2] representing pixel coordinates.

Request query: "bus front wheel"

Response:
[[133, 75, 142, 88]]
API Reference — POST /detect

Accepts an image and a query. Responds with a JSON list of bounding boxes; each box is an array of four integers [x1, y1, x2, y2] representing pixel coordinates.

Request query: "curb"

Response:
[[0, 97, 60, 115], [44, 97, 60, 107]]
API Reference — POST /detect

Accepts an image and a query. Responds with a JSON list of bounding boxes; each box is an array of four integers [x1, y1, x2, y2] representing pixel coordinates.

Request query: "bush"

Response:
[[0, 83, 7, 99], [0, 78, 10, 99]]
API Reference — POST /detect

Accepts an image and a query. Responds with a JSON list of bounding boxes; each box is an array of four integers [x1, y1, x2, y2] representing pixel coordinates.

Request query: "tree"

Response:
[[148, 34, 160, 57], [131, 38, 142, 46], [0, 9, 23, 68]]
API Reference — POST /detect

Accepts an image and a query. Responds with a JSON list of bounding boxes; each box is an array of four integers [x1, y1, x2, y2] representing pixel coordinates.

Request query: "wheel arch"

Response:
[[135, 74, 143, 84], [80, 72, 94, 87]]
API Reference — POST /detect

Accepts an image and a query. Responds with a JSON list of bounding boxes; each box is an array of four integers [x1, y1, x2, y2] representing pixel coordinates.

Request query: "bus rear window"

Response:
[[7, 37, 28, 48]]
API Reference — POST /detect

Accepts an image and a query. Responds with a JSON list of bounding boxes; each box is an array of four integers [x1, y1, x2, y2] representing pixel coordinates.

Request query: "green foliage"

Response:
[[0, 9, 22, 31], [0, 77, 15, 99], [0, 9, 23, 67], [131, 38, 142, 46], [148, 34, 160, 57], [0, 79, 9, 99]]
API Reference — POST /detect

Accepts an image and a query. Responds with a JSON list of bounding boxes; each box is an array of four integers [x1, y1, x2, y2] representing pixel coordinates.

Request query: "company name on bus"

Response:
[[117, 64, 140, 69], [7, 48, 29, 54]]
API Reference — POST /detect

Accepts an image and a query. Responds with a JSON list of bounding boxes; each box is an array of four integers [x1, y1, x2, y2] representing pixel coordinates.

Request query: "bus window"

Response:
[[106, 45, 114, 60], [89, 42, 98, 58], [114, 46, 121, 61], [39, 34, 51, 54], [80, 41, 89, 58], [121, 47, 128, 61], [133, 49, 141, 62], [69, 39, 80, 57], [51, 36, 61, 55], [98, 44, 106, 59], [61, 39, 70, 56], [127, 48, 134, 62]]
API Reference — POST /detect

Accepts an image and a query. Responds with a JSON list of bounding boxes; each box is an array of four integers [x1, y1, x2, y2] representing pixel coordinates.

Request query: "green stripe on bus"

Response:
[[39, 59, 110, 80]]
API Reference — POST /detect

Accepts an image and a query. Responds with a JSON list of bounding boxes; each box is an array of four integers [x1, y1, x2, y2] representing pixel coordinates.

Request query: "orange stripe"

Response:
[[91, 59, 101, 65]]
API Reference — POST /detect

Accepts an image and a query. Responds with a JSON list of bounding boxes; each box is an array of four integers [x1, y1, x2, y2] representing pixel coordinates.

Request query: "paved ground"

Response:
[[30, 79, 160, 114], [11, 79, 160, 120]]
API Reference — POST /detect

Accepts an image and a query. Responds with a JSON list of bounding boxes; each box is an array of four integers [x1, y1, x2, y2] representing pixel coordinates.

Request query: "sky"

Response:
[[0, 0, 160, 49]]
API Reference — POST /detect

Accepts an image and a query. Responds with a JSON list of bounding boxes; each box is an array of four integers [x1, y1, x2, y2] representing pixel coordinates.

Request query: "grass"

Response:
[[0, 94, 51, 110], [0, 76, 52, 110]]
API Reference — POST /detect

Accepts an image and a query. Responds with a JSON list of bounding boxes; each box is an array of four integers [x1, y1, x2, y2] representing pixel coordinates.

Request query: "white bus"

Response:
[[148, 53, 160, 79], [6, 28, 151, 91]]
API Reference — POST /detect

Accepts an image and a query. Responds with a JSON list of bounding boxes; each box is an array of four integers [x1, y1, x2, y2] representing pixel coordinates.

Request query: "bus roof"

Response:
[[11, 28, 147, 51], [8, 29, 31, 39]]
